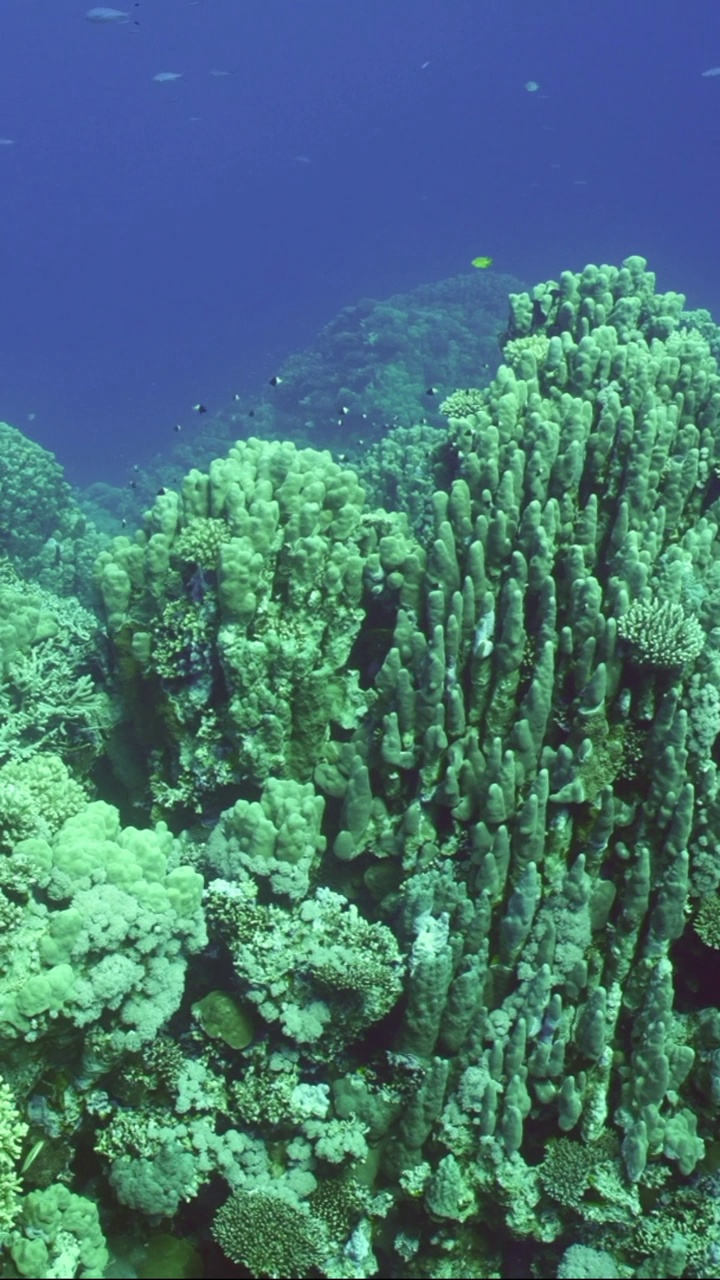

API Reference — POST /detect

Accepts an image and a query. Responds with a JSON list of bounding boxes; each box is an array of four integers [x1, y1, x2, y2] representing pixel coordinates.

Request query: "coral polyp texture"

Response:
[[3, 257, 720, 1277], [94, 437, 421, 820]]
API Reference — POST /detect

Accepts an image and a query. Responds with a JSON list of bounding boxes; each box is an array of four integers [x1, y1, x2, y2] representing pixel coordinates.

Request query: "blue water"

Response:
[[1, 0, 719, 485]]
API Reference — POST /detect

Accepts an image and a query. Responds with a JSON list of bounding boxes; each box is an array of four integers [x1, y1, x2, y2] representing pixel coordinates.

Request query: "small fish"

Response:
[[420, 60, 431, 70], [701, 66, 720, 77], [425, 386, 438, 397], [233, 393, 242, 401], [248, 409, 255, 417], [338, 405, 349, 416], [85, 7, 133, 21], [173, 424, 182, 432], [294, 154, 312, 164], [268, 375, 282, 387], [0, 138, 15, 146], [153, 72, 183, 83], [157, 488, 167, 496], [471, 256, 493, 269], [20, 1139, 47, 1177], [192, 403, 207, 414], [209, 69, 232, 77], [525, 80, 540, 92]]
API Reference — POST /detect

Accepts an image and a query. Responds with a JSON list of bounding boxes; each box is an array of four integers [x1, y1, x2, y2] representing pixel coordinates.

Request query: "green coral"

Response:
[[230, 1047, 300, 1127], [538, 1135, 632, 1223], [206, 879, 404, 1051], [501, 332, 551, 375], [8, 1185, 108, 1280], [439, 387, 486, 418], [95, 437, 419, 817], [0, 577, 109, 771], [682, 307, 720, 362], [301, 256, 720, 1240], [693, 894, 720, 947], [213, 1187, 331, 1278], [0, 753, 89, 849], [206, 775, 326, 900], [354, 420, 454, 543], [0, 1075, 27, 1234], [6, 257, 720, 1277], [0, 799, 206, 1048], [0, 421, 73, 566], [617, 598, 705, 669], [0, 423, 109, 605], [557, 1244, 620, 1278], [172, 515, 232, 568]]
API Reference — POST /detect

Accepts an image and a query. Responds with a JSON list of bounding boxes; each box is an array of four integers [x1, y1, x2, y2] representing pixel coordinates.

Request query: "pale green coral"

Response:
[[0, 424, 108, 605], [0, 753, 88, 849], [95, 437, 420, 817], [5, 258, 720, 1277], [97, 1104, 271, 1218], [8, 1185, 108, 1280], [557, 1244, 620, 1278], [693, 893, 720, 947], [439, 387, 486, 418], [173, 515, 232, 568], [501, 332, 551, 376], [0, 1075, 27, 1234], [0, 424, 77, 567], [0, 579, 109, 771], [213, 1186, 331, 1278], [206, 775, 326, 900], [618, 598, 705, 669], [0, 800, 206, 1048], [192, 990, 254, 1050], [353, 420, 452, 543], [206, 879, 404, 1051], [312, 256, 720, 1235]]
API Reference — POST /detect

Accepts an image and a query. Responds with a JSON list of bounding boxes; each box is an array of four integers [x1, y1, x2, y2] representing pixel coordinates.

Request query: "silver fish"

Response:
[[85, 7, 132, 21]]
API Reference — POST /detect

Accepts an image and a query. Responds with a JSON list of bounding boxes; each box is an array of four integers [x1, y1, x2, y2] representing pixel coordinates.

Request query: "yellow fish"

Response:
[[471, 256, 493, 269]]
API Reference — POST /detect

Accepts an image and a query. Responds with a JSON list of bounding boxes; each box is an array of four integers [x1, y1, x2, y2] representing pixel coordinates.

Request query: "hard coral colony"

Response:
[[1, 257, 720, 1277]]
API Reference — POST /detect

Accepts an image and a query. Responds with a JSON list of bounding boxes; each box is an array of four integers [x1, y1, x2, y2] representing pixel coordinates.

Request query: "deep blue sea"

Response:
[[1, 0, 719, 485]]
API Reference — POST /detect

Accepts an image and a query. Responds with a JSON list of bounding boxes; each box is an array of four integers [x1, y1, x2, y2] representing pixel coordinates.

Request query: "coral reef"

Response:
[[0, 422, 108, 606], [3, 257, 720, 1277], [94, 436, 420, 820]]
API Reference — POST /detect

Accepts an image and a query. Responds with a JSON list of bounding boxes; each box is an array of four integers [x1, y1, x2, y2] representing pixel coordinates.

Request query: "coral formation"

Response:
[[3, 257, 720, 1277]]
